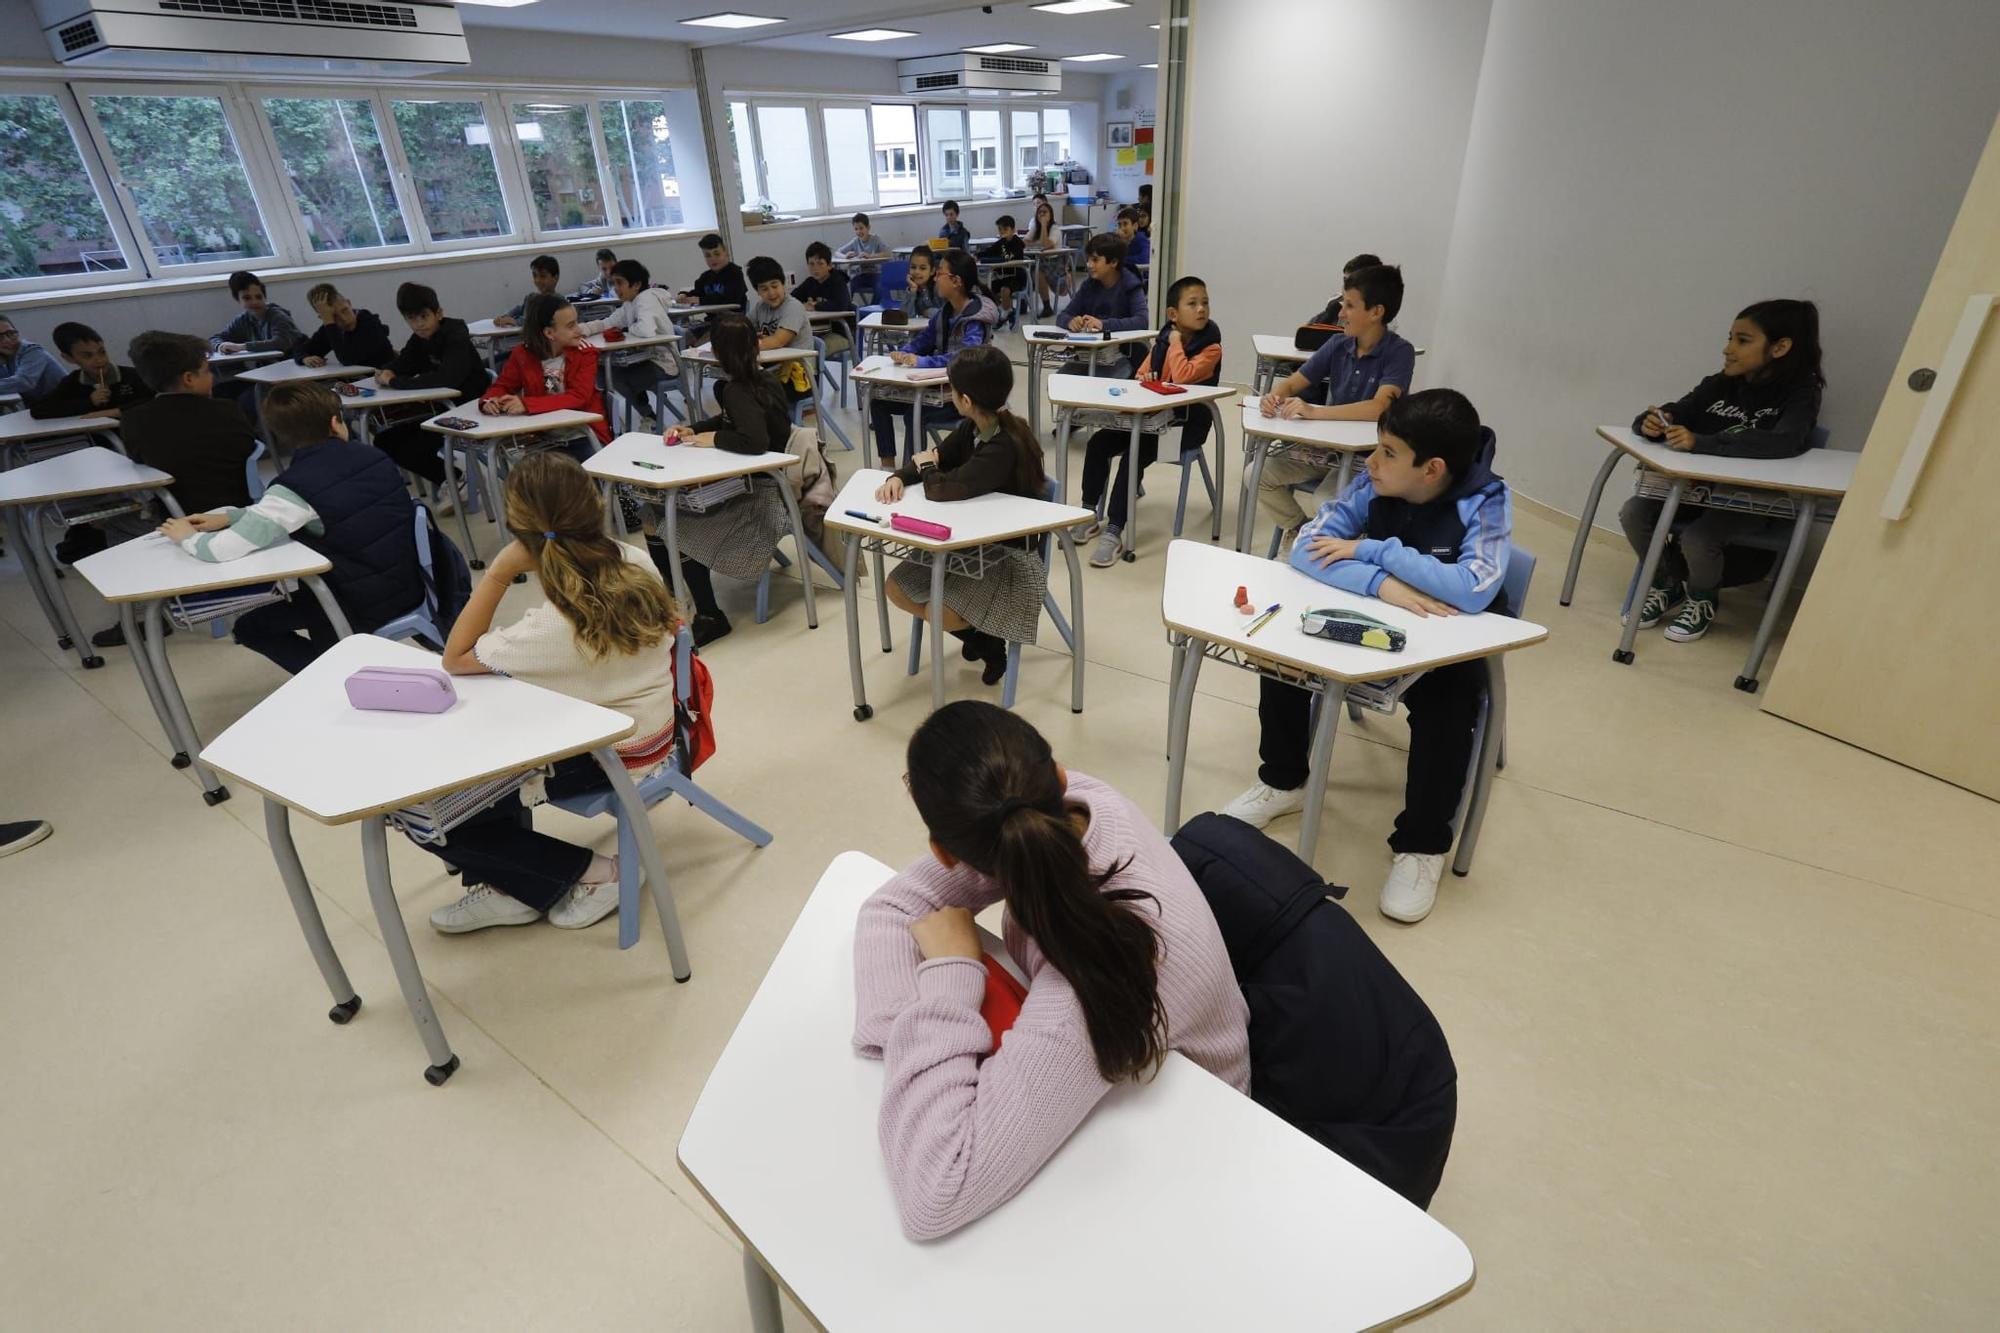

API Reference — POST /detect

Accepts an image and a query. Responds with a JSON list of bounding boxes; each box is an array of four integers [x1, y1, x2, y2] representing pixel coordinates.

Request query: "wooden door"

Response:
[[1763, 110, 2000, 799]]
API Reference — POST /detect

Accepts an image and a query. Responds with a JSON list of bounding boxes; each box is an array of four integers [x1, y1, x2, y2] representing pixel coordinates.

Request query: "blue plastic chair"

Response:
[[244, 439, 268, 501], [549, 626, 773, 952], [1168, 405, 1228, 542], [374, 503, 447, 648], [792, 335, 854, 451], [856, 260, 911, 319], [754, 533, 847, 624]]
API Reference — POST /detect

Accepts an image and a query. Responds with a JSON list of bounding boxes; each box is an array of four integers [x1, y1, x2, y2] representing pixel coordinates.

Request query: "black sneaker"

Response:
[[690, 612, 732, 647], [91, 620, 171, 649]]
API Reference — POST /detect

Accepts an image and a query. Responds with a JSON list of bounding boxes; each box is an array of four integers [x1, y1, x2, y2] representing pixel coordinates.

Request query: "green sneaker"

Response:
[[1634, 579, 1685, 629], [1664, 590, 1717, 642]]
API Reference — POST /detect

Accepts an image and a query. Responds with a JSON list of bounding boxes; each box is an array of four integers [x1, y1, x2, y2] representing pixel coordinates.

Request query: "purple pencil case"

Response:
[[344, 666, 457, 714]]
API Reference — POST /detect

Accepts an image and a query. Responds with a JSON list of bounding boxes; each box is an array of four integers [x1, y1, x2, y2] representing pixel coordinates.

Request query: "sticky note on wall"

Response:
[[1136, 143, 1153, 161], [1115, 148, 1137, 166], [1136, 127, 1154, 144]]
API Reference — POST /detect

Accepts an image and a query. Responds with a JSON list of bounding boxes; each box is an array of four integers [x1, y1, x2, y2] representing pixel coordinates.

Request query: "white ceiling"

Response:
[[461, 0, 1165, 65]]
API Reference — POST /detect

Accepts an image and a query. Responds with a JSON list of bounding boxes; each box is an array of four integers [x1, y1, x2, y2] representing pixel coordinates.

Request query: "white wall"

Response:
[[1177, 0, 1494, 393], [1428, 0, 2000, 519], [1100, 70, 1161, 204]]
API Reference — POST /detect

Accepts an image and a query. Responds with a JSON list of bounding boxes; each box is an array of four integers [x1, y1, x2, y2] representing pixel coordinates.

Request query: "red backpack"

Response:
[[675, 647, 717, 773]]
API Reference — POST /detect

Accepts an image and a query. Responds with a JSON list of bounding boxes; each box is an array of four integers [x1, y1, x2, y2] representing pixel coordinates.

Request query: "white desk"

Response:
[[850, 357, 956, 468], [824, 468, 1088, 717], [1020, 323, 1156, 440], [855, 310, 919, 361], [681, 850, 1477, 1333], [236, 357, 373, 386], [0, 447, 178, 669], [583, 330, 685, 435], [1235, 404, 1379, 553], [337, 383, 463, 445], [207, 348, 283, 370], [421, 406, 604, 568], [0, 407, 123, 468], [1161, 539, 1547, 866], [74, 531, 347, 804], [198, 633, 686, 1085], [1046, 375, 1237, 559], [1251, 333, 1314, 397], [669, 301, 743, 319], [1564, 425, 1857, 691], [464, 317, 515, 343], [582, 432, 819, 628]]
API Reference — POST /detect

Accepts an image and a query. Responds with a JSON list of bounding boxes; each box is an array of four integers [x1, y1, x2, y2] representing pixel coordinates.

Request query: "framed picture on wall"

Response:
[[1107, 122, 1134, 149]]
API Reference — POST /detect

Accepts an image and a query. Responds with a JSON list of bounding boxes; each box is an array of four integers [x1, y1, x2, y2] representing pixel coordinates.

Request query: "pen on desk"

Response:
[[1245, 603, 1282, 637], [632, 460, 665, 471], [844, 508, 888, 525]]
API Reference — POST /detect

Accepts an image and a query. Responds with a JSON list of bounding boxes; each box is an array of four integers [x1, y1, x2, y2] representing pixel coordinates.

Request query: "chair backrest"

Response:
[[1807, 424, 1830, 450], [877, 259, 910, 308], [410, 502, 440, 620], [1502, 542, 1537, 619], [245, 439, 268, 501]]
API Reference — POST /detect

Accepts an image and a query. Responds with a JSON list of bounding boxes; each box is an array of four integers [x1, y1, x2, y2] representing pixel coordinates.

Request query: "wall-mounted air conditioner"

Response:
[[32, 0, 472, 76], [897, 54, 1061, 97]]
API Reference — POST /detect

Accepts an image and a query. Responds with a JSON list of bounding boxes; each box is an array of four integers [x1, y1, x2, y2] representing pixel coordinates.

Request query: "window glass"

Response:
[[599, 98, 683, 228], [822, 105, 874, 207], [727, 100, 760, 207], [871, 104, 919, 206], [968, 109, 1001, 195], [390, 98, 511, 242], [89, 92, 272, 267], [511, 101, 608, 231], [925, 107, 967, 198], [1011, 109, 1041, 180], [261, 96, 409, 252], [752, 104, 816, 213], [0, 93, 128, 279], [1043, 107, 1072, 167]]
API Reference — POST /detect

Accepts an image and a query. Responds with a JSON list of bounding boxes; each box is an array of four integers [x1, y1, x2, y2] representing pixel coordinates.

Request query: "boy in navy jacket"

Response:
[[1055, 233, 1149, 373], [1221, 389, 1513, 926]]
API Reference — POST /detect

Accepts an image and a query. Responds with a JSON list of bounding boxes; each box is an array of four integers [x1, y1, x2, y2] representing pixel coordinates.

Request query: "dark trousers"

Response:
[[1257, 658, 1487, 855], [1081, 407, 1213, 530], [421, 756, 606, 910], [235, 595, 345, 674], [870, 398, 962, 464], [374, 419, 445, 484]]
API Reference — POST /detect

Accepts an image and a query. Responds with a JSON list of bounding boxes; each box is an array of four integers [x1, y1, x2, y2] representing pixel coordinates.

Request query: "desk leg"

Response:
[[775, 481, 818, 629], [1060, 528, 1086, 713], [1163, 635, 1204, 831], [1054, 409, 1073, 505], [143, 599, 228, 804], [1737, 496, 1816, 693], [808, 352, 827, 451], [1238, 437, 1270, 554], [22, 503, 101, 669], [843, 534, 871, 721], [123, 601, 185, 767], [909, 396, 923, 470], [361, 815, 459, 1085], [928, 554, 947, 712], [4, 504, 75, 656], [1560, 446, 1622, 607], [1028, 346, 1042, 440], [104, 427, 128, 459], [265, 798, 361, 1024], [743, 1247, 784, 1333], [1121, 414, 1142, 562], [1208, 401, 1228, 543], [591, 745, 691, 982], [1452, 657, 1506, 877], [661, 500, 692, 611], [441, 435, 482, 569], [1297, 683, 1343, 866], [872, 545, 891, 653], [1614, 477, 1684, 664], [302, 576, 354, 638]]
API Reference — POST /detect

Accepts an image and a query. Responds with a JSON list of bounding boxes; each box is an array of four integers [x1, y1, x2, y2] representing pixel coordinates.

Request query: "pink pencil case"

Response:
[[891, 513, 952, 541], [344, 666, 458, 714]]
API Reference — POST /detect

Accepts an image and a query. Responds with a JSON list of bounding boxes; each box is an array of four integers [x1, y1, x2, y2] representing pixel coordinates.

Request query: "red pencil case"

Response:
[[891, 513, 952, 541], [979, 952, 1028, 1049], [1140, 379, 1188, 395]]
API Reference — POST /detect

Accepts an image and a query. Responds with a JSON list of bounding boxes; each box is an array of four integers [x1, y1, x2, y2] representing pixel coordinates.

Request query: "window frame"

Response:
[[818, 103, 878, 213], [244, 85, 423, 264], [378, 87, 532, 254], [0, 81, 147, 296], [596, 94, 688, 232], [501, 92, 622, 243]]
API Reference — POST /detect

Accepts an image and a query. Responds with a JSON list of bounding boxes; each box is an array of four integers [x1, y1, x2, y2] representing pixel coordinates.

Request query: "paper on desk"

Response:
[[857, 355, 894, 373]]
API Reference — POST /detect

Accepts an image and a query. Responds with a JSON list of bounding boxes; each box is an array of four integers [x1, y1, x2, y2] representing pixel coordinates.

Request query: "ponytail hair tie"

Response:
[[542, 530, 557, 540], [994, 796, 1036, 822]]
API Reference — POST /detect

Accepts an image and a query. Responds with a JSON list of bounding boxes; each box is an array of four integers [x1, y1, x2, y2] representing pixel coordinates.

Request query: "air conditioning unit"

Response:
[[32, 0, 471, 75], [897, 54, 1061, 97]]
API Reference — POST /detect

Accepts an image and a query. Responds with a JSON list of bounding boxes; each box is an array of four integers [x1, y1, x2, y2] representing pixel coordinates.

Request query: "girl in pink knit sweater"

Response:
[[853, 702, 1250, 1240]]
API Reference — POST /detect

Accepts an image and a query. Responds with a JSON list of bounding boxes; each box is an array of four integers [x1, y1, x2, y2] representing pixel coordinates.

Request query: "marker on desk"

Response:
[[1245, 603, 1282, 637], [632, 460, 665, 471], [844, 508, 888, 525]]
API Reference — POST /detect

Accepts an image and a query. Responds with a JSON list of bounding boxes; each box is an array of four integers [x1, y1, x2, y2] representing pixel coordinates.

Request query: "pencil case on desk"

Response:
[[344, 666, 458, 713], [891, 513, 952, 540]]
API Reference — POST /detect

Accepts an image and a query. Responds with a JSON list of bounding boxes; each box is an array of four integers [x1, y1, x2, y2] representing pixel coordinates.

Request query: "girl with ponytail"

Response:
[[853, 702, 1250, 1240], [875, 343, 1048, 684], [422, 453, 684, 935]]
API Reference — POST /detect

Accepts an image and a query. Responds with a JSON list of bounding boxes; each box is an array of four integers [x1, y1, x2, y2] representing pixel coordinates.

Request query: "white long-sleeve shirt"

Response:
[[580, 287, 681, 375], [177, 486, 320, 562]]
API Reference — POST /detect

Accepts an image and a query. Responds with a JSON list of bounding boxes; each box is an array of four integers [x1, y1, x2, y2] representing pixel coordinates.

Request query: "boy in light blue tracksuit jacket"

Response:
[[1221, 388, 1512, 928]]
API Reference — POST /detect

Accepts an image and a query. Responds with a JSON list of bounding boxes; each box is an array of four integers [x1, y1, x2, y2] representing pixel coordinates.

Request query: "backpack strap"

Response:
[[1232, 882, 1343, 978]]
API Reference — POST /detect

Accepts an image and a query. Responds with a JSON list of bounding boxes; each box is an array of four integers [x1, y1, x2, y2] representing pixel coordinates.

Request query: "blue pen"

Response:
[[844, 508, 888, 525]]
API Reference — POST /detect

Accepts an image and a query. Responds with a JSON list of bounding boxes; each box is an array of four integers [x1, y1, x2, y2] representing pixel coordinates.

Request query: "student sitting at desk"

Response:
[[30, 322, 153, 421], [1255, 263, 1416, 544], [578, 259, 683, 428], [373, 282, 493, 498], [1025, 197, 1067, 320], [1116, 206, 1151, 269], [938, 198, 972, 251], [1077, 276, 1221, 568], [293, 283, 394, 370], [853, 701, 1251, 1241], [680, 234, 749, 319], [0, 315, 65, 404], [868, 250, 1001, 468], [977, 215, 1027, 327], [161, 380, 421, 675], [576, 247, 619, 300], [793, 242, 854, 356], [425, 453, 682, 935], [835, 212, 891, 302], [652, 313, 797, 649], [1624, 298, 1825, 643], [903, 246, 942, 321], [493, 254, 561, 330], [746, 256, 815, 405], [1305, 252, 1383, 329], [123, 331, 257, 518], [209, 270, 303, 357], [480, 293, 612, 462], [874, 344, 1044, 685], [1056, 234, 1150, 375], [1221, 388, 1512, 926]]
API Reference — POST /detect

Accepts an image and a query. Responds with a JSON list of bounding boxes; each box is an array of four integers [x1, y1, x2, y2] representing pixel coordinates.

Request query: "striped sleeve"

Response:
[[180, 485, 320, 562]]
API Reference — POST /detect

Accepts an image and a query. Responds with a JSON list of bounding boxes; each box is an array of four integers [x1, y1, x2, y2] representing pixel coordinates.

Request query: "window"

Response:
[[390, 97, 513, 243], [753, 104, 816, 214], [968, 109, 1001, 193], [727, 101, 760, 210], [925, 107, 968, 198], [86, 90, 273, 269], [822, 105, 874, 209], [600, 98, 683, 229], [260, 96, 409, 254], [1011, 107, 1072, 187], [871, 105, 919, 207], [0, 91, 129, 282], [511, 100, 609, 234]]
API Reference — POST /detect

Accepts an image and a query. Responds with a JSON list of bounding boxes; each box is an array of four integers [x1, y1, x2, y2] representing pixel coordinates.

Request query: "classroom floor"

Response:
[[3, 335, 1996, 1332]]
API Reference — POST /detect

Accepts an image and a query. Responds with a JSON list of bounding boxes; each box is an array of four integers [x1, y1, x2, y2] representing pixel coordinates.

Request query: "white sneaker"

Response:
[[1379, 852, 1446, 923], [1218, 782, 1308, 830], [429, 884, 540, 934], [548, 871, 621, 930], [432, 482, 470, 519]]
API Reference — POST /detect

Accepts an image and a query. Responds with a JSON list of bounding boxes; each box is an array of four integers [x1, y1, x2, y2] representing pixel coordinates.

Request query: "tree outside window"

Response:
[[90, 93, 272, 267], [0, 93, 127, 279]]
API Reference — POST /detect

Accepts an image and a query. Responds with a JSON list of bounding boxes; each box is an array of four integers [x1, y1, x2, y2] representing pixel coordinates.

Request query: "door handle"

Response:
[[1881, 293, 1997, 521]]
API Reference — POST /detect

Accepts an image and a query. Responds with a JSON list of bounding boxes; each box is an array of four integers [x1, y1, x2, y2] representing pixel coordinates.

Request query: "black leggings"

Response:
[[421, 755, 607, 910], [373, 419, 445, 484], [1080, 407, 1214, 530]]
